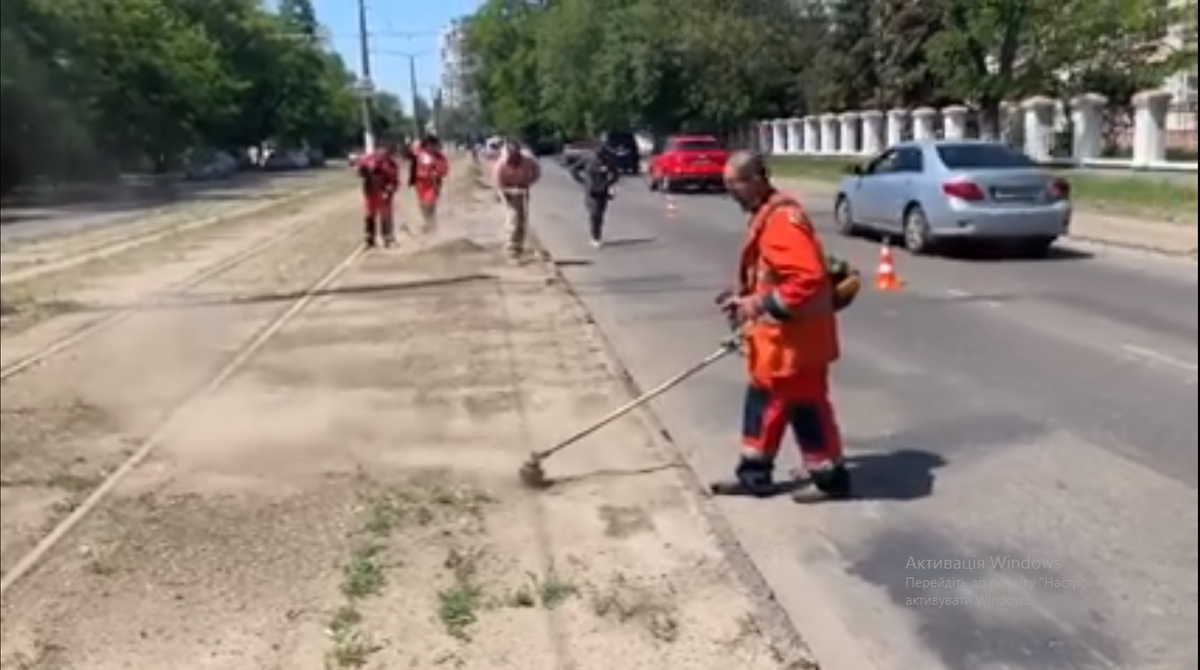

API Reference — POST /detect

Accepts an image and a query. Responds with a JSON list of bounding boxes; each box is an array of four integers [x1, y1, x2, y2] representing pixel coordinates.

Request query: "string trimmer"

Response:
[[517, 294, 742, 489]]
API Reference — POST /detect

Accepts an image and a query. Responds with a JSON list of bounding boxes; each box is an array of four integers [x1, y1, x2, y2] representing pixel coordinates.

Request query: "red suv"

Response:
[[647, 135, 728, 192]]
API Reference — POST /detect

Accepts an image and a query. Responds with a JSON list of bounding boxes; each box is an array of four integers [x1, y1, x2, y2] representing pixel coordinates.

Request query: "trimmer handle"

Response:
[[713, 289, 740, 334]]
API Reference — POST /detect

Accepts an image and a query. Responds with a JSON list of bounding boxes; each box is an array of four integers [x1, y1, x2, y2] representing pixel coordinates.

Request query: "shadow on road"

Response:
[[841, 449, 947, 501], [942, 244, 1094, 263], [600, 236, 657, 248]]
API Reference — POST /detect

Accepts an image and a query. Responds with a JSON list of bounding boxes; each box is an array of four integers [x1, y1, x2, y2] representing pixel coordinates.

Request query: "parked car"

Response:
[[262, 149, 310, 171], [183, 149, 237, 180], [834, 140, 1071, 256], [647, 135, 728, 192], [600, 130, 640, 174]]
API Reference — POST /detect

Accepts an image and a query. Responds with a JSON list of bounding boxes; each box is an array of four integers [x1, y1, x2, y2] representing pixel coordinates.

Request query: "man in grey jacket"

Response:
[[571, 146, 621, 247]]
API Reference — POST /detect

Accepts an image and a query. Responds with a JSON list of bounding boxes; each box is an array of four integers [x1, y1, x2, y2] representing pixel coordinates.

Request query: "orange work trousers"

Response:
[[740, 370, 844, 469]]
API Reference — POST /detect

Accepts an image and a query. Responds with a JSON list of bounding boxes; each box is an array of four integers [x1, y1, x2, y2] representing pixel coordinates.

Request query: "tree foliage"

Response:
[[456, 0, 1188, 138], [0, 0, 407, 193]]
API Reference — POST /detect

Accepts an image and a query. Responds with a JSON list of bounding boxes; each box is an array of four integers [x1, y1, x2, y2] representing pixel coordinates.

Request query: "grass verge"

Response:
[[768, 155, 1198, 224]]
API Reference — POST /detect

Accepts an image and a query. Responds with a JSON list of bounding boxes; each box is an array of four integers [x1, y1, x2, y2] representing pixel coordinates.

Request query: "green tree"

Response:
[[1, 0, 395, 193], [927, 0, 1177, 133]]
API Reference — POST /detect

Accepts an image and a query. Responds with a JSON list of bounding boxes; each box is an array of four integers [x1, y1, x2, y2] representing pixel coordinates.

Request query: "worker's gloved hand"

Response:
[[714, 289, 753, 330]]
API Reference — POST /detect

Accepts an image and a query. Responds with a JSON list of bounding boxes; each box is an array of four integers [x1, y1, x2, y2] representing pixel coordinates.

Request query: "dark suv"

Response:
[[601, 130, 640, 174]]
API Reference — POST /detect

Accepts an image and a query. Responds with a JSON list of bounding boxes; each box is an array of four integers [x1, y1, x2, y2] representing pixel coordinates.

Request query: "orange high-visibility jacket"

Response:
[[414, 149, 448, 183], [738, 190, 839, 382]]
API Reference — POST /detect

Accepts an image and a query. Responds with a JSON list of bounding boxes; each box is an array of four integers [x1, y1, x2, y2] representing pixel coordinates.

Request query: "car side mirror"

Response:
[[845, 164, 863, 176]]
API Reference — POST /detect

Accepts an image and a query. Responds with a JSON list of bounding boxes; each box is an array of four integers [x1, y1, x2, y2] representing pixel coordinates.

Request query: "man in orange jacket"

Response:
[[718, 151, 852, 500], [411, 134, 449, 231]]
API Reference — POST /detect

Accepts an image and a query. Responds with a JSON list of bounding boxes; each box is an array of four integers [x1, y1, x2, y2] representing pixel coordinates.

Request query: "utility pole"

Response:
[[408, 55, 421, 139], [356, 0, 374, 151]]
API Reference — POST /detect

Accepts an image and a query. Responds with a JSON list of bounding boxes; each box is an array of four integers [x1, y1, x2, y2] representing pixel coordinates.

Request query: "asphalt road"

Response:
[[527, 165, 1198, 670]]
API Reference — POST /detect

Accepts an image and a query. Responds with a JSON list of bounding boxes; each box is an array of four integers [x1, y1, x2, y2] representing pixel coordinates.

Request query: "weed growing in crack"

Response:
[[341, 543, 386, 600], [324, 621, 375, 669], [438, 579, 487, 640], [324, 489, 408, 668], [437, 545, 487, 640], [536, 567, 578, 609]]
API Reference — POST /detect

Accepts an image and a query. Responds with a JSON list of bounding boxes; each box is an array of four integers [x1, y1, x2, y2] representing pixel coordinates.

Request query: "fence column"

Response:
[[802, 116, 819, 154], [861, 110, 884, 154], [839, 112, 861, 154], [785, 118, 802, 155], [1022, 96, 1056, 161], [942, 105, 969, 140], [1132, 89, 1172, 167], [770, 120, 786, 156], [912, 107, 937, 140], [820, 114, 839, 153], [1070, 93, 1107, 162], [886, 109, 908, 146]]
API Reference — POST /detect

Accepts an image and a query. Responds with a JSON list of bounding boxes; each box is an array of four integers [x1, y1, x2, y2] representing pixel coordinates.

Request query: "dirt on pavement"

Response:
[[0, 164, 806, 669]]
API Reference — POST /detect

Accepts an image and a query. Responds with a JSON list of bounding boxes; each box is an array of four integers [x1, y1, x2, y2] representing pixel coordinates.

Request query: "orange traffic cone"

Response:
[[874, 243, 902, 291]]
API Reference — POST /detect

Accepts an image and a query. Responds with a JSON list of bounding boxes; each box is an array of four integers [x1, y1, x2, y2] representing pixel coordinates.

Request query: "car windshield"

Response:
[[671, 139, 722, 151], [936, 143, 1036, 169]]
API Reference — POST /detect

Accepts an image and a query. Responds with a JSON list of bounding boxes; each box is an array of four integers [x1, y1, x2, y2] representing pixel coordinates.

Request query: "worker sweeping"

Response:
[[715, 150, 856, 500], [492, 140, 541, 260], [357, 139, 401, 248], [411, 134, 449, 233]]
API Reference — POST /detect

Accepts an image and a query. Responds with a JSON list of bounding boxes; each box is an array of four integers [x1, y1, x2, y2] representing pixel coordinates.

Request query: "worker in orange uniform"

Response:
[[717, 150, 855, 500], [357, 139, 401, 247], [410, 134, 450, 232]]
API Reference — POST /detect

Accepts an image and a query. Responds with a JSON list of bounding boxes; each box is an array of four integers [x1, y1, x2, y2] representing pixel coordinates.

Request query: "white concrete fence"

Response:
[[741, 89, 1198, 173]]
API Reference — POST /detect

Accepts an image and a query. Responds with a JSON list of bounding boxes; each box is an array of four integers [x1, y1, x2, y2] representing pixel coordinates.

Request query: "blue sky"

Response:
[[313, 0, 481, 110]]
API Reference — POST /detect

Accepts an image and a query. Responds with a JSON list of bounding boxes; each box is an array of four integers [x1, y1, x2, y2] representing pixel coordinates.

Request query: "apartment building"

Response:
[[439, 19, 475, 110]]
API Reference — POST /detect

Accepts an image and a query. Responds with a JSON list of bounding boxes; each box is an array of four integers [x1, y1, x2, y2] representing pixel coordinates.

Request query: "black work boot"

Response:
[[735, 457, 777, 497], [809, 462, 852, 500]]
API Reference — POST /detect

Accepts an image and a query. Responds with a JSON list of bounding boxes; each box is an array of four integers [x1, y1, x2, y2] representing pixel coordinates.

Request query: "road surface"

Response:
[[528, 165, 1198, 670]]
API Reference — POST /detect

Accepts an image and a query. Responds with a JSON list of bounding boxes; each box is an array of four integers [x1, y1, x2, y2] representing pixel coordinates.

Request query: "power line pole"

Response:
[[356, 0, 375, 151], [408, 55, 421, 139]]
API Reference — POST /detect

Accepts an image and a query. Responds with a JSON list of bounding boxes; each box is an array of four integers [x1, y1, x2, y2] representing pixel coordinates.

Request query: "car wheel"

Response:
[[902, 204, 935, 255], [647, 174, 659, 191], [662, 178, 676, 193], [834, 196, 858, 237]]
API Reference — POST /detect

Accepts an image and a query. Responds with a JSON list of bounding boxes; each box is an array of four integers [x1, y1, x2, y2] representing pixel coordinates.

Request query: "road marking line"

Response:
[[1120, 343, 1198, 373]]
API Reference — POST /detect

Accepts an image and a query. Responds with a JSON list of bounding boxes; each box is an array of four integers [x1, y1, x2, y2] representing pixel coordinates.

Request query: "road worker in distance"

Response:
[[411, 134, 450, 233], [357, 138, 401, 248], [492, 140, 541, 260]]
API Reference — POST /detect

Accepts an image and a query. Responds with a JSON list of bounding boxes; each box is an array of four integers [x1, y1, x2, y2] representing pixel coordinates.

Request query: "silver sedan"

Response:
[[834, 140, 1072, 256]]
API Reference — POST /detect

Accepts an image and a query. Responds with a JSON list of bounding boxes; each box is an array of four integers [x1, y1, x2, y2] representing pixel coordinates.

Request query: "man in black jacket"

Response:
[[571, 146, 621, 247]]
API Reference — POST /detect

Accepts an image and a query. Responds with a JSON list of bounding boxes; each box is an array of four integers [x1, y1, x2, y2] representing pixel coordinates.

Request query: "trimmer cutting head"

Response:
[[518, 455, 551, 490]]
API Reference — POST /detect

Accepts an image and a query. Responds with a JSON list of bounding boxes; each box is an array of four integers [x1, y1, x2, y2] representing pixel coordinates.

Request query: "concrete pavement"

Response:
[[526, 165, 1198, 670]]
